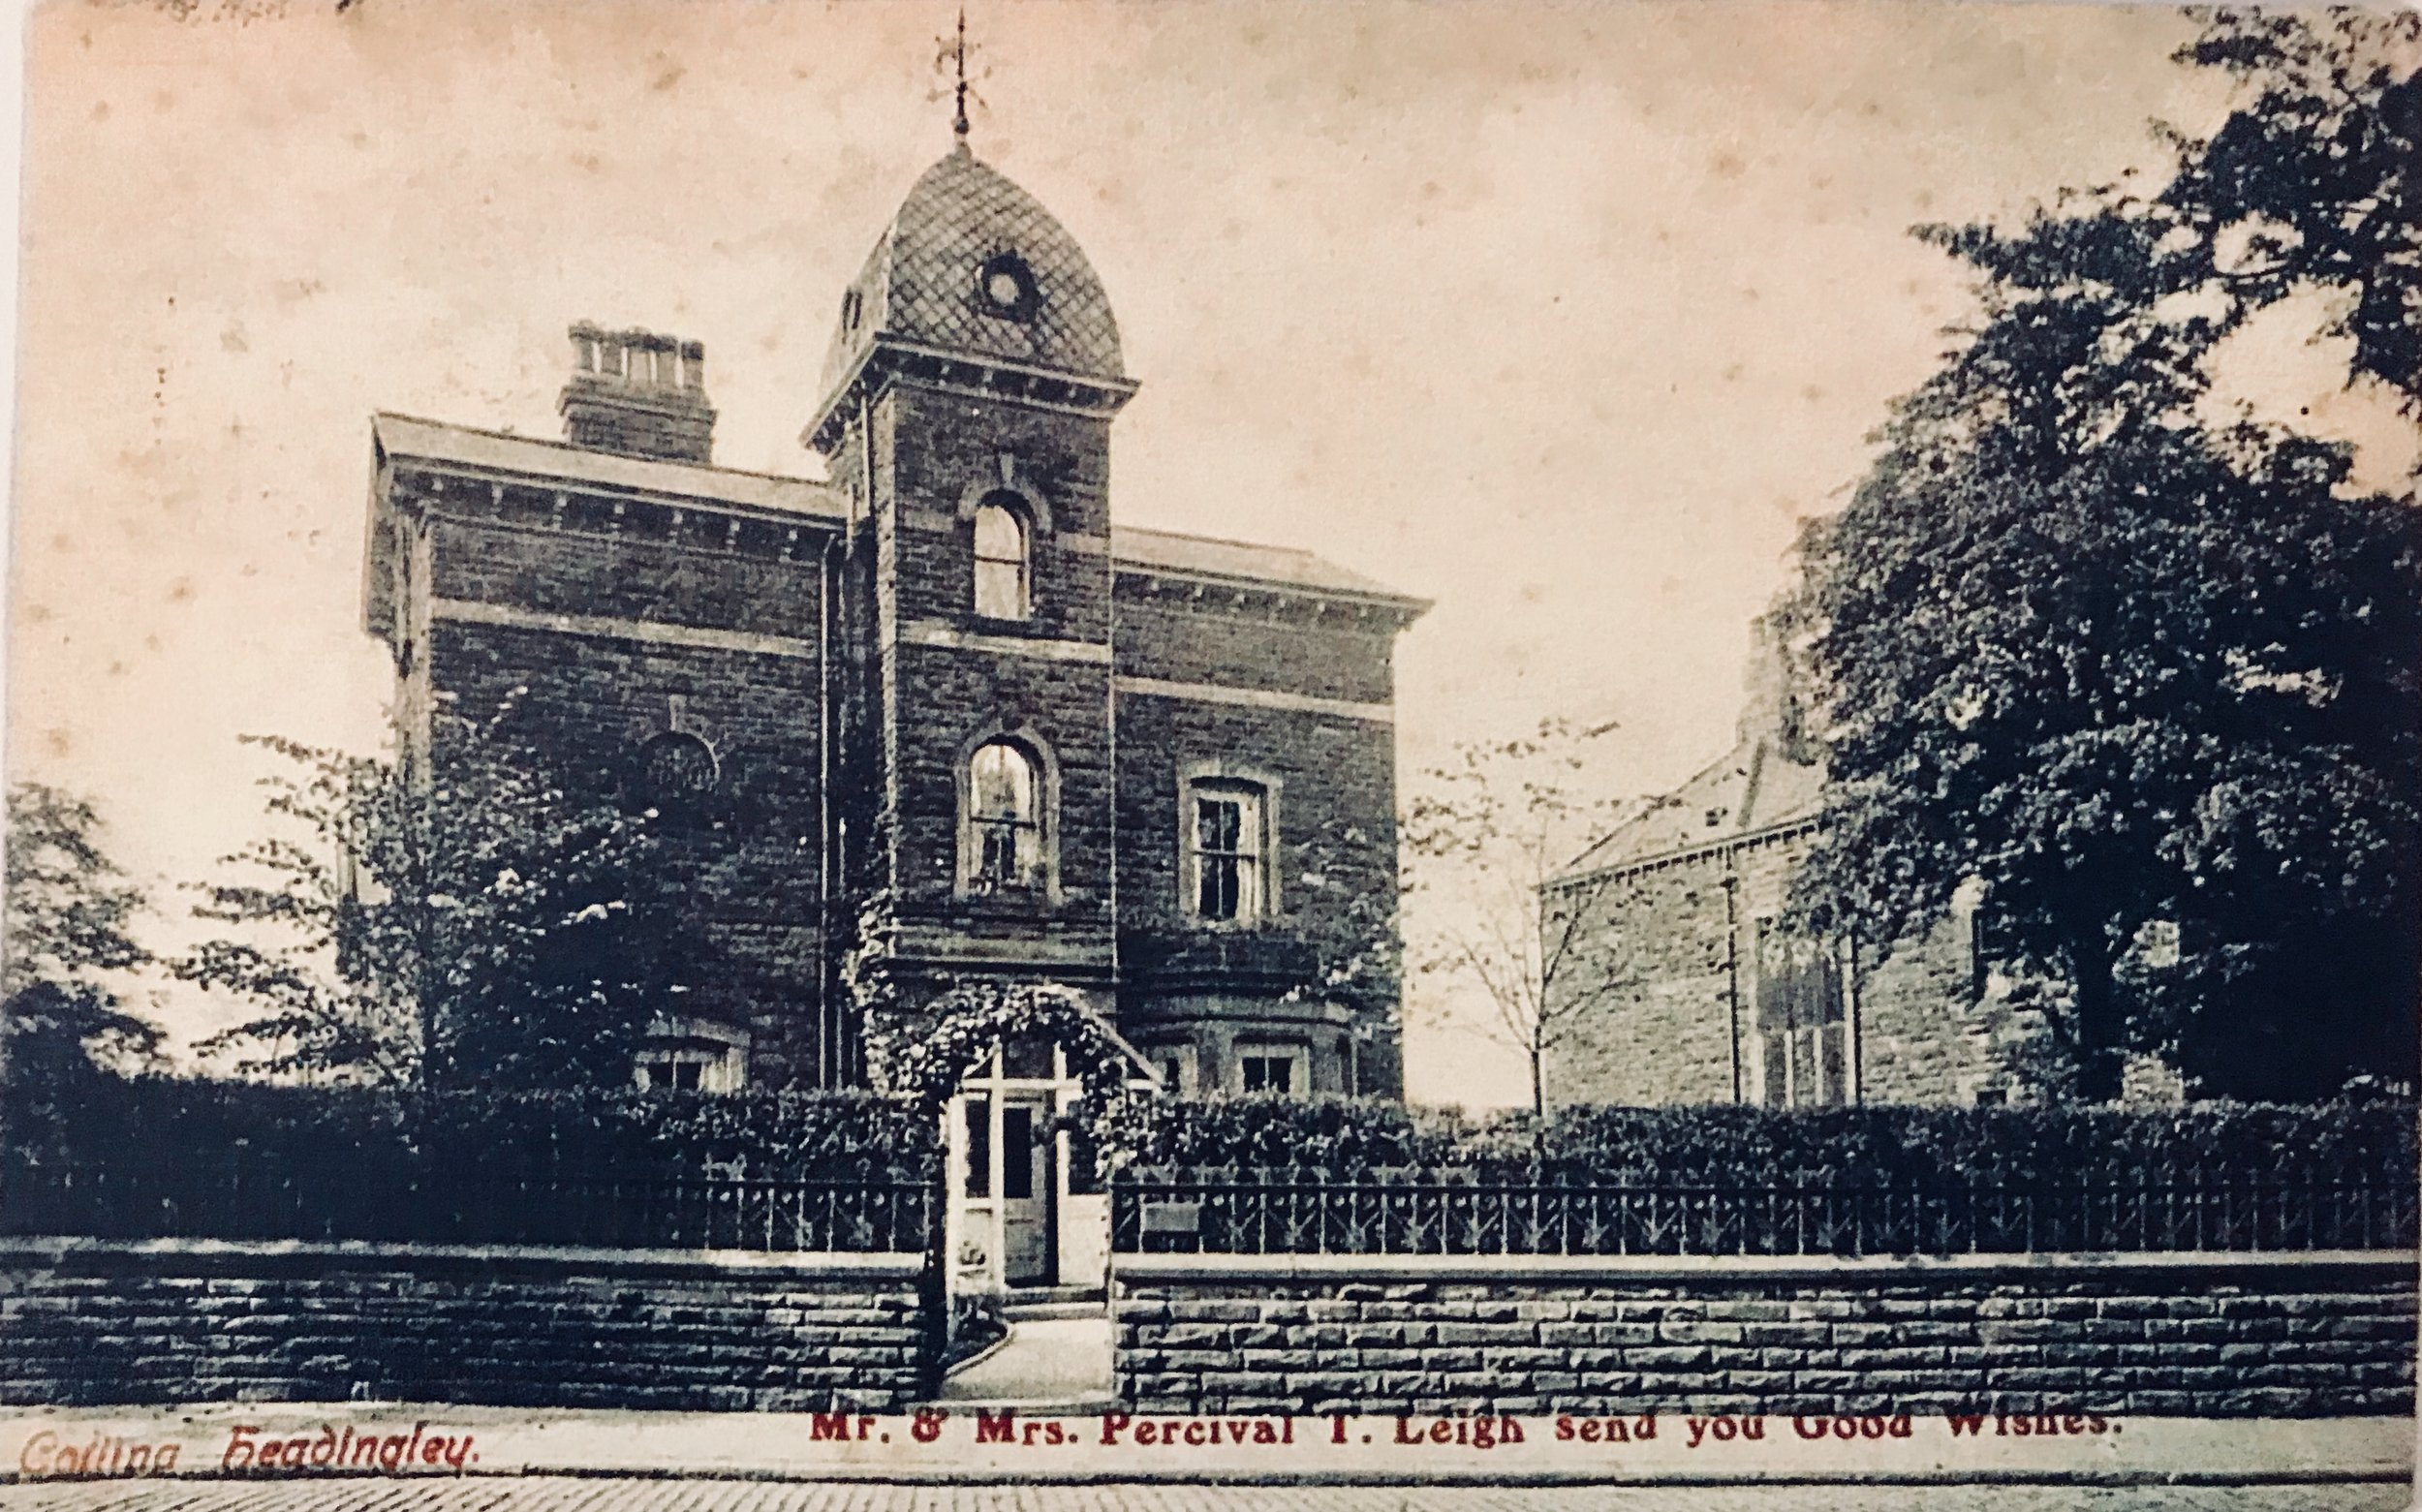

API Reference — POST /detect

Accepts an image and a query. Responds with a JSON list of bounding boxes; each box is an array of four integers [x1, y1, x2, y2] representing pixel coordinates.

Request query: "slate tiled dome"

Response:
[[821, 145, 1126, 399]]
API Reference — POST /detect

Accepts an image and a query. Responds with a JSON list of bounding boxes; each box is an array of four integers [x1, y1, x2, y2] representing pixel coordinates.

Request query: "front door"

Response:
[[999, 1095, 1055, 1286]]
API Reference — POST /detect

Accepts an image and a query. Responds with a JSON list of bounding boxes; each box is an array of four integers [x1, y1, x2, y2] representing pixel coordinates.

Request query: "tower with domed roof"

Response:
[[800, 124, 1431, 1113], [804, 136, 1137, 1037]]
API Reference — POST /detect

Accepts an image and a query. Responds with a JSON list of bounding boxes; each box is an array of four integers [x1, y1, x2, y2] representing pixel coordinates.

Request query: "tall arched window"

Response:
[[973, 497, 1030, 620], [967, 740, 1042, 892]]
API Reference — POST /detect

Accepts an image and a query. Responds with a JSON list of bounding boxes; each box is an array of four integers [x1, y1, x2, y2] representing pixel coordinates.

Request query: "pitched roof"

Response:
[[1560, 734, 1826, 879], [372, 414, 844, 519], [1111, 525, 1427, 607]]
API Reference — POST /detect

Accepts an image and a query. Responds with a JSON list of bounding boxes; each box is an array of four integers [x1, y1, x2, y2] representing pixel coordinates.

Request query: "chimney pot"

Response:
[[558, 320, 716, 464]]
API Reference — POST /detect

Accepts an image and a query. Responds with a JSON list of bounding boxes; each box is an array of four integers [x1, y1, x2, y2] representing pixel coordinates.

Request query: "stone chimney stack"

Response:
[[1736, 612, 1807, 754], [558, 323, 716, 464]]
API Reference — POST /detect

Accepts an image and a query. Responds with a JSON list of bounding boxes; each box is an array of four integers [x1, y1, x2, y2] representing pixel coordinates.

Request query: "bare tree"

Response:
[[1402, 719, 1637, 1115]]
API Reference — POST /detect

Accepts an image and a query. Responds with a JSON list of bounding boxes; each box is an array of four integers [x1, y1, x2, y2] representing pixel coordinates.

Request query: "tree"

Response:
[[1402, 720, 1634, 1115], [178, 704, 677, 1090], [1780, 10, 2422, 1101], [1, 784, 162, 1089], [2156, 11, 2420, 410]]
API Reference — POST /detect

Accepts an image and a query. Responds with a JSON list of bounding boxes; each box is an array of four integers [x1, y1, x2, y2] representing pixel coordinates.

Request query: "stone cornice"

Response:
[[805, 336, 1139, 454], [1113, 567, 1426, 630], [395, 469, 844, 570], [897, 620, 1114, 665], [1114, 674, 1392, 725], [430, 598, 822, 663]]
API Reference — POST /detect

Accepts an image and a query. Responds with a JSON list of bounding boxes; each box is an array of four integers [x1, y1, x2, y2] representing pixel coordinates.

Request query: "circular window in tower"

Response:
[[976, 252, 1040, 322], [637, 731, 720, 810]]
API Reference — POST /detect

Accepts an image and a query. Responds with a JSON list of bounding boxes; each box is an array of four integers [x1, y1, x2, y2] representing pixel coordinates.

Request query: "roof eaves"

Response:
[[1113, 557, 1430, 614], [1546, 814, 1827, 893], [373, 413, 844, 522]]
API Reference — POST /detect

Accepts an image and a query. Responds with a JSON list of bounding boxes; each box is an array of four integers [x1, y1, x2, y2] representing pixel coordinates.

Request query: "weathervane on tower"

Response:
[[937, 6, 985, 148]]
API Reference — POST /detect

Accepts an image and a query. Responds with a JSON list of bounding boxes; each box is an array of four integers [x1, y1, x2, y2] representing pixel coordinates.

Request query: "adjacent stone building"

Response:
[[360, 139, 1426, 1102], [1538, 640, 2042, 1109]]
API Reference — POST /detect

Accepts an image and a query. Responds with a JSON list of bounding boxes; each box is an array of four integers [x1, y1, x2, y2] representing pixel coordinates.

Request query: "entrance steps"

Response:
[[1001, 1284, 1105, 1314], [1002, 1289, 1105, 1324]]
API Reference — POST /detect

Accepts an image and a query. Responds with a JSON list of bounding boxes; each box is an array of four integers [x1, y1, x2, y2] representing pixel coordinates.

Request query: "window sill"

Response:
[[965, 613, 1047, 636], [1183, 915, 1285, 933], [952, 888, 1063, 917]]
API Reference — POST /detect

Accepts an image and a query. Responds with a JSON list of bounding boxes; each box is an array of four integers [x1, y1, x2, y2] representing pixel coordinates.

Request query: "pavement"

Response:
[[1, 1404, 2409, 1506], [0, 1478, 2411, 1510], [935, 1316, 1115, 1407]]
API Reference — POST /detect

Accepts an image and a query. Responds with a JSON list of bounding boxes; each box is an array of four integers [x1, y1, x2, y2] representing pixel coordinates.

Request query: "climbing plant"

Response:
[[868, 979, 1156, 1160]]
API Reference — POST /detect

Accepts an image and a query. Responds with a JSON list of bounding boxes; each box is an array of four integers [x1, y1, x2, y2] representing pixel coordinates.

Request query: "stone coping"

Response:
[[1112, 1248, 2420, 1284], [0, 1234, 926, 1281]]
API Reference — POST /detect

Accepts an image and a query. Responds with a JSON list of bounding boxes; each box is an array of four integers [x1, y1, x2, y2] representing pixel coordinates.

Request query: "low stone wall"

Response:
[[1114, 1251, 2418, 1418], [0, 1237, 934, 1410]]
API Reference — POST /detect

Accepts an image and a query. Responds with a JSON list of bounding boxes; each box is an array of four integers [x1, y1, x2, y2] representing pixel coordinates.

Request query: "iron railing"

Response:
[[1, 1153, 939, 1253], [1111, 1168, 2419, 1256]]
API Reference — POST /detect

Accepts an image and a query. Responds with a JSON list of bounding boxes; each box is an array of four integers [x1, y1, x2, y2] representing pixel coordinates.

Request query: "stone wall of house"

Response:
[[1115, 1255, 2415, 1417], [408, 479, 846, 1087], [1112, 592, 1399, 706], [1856, 914, 2037, 1105], [1541, 839, 1784, 1108], [1543, 826, 2053, 1109], [0, 1239, 932, 1411], [380, 375, 1420, 1096], [834, 385, 1122, 1003], [1111, 609, 1406, 1097]]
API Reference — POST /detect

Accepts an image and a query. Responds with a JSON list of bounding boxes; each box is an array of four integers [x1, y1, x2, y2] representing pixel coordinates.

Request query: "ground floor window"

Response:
[[634, 1042, 746, 1093], [633, 1016, 749, 1094], [1236, 1040, 1307, 1095], [1750, 920, 1848, 1108], [1146, 1041, 1198, 1095]]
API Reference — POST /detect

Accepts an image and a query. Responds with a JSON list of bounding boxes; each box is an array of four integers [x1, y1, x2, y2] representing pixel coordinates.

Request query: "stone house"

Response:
[[358, 139, 1427, 1119], [1537, 641, 2045, 1109]]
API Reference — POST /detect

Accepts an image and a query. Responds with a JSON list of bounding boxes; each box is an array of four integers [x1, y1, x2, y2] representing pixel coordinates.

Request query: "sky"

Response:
[[3, 0, 2409, 1106]]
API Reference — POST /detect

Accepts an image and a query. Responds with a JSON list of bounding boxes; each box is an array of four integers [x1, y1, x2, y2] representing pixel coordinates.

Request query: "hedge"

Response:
[[7, 1072, 940, 1182], [14, 1074, 2410, 1194], [1122, 1093, 2420, 1189]]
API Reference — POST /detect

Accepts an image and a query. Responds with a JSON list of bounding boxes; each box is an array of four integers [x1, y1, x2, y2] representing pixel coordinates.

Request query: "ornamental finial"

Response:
[[938, 6, 978, 150]]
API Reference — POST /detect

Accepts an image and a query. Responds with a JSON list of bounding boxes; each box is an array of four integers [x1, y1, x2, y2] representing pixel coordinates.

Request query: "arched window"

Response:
[[635, 731, 719, 815], [973, 497, 1030, 620], [967, 740, 1043, 892]]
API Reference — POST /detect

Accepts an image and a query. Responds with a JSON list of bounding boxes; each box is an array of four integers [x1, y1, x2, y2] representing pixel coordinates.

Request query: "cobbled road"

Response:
[[0, 1480, 2407, 1512]]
